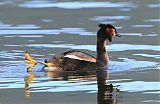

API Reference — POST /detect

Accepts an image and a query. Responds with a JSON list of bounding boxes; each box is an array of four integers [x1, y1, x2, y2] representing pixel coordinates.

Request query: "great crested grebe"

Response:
[[24, 24, 120, 72]]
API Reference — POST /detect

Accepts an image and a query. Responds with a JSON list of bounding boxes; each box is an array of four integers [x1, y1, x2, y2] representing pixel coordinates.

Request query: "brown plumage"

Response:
[[44, 24, 120, 71]]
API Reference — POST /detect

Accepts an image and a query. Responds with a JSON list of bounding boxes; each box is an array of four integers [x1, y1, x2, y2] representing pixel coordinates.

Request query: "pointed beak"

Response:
[[115, 29, 121, 37], [116, 33, 121, 37]]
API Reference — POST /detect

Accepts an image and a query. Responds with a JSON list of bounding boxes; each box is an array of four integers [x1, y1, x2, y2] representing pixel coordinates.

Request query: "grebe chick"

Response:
[[44, 24, 120, 71]]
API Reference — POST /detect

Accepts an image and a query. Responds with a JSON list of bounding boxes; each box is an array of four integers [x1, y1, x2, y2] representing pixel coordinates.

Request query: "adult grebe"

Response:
[[24, 24, 120, 72]]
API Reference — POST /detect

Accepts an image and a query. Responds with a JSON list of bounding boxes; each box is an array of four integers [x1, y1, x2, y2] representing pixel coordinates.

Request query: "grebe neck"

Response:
[[96, 38, 109, 66]]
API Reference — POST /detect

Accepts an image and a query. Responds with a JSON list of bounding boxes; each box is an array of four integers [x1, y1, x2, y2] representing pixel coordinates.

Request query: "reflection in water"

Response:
[[0, 0, 159, 103], [96, 67, 117, 104], [24, 70, 96, 97], [24, 67, 119, 103], [46, 71, 97, 81], [24, 72, 35, 98]]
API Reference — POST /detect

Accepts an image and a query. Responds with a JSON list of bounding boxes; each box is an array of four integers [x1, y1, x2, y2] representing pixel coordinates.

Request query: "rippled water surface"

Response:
[[0, 0, 159, 104]]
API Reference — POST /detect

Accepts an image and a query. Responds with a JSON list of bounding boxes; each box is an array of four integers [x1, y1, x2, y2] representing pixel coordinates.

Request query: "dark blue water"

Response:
[[0, 0, 159, 104]]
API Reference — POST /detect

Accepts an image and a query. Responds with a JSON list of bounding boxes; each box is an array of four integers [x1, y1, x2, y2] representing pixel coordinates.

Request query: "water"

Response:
[[0, 0, 159, 104]]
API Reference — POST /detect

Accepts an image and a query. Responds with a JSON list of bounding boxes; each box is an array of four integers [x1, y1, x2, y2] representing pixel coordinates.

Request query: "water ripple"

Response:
[[147, 4, 160, 8], [0, 28, 94, 35], [144, 19, 160, 22], [91, 16, 130, 21], [18, 1, 136, 9], [141, 100, 160, 103], [6, 43, 159, 52], [133, 54, 160, 59], [0, 23, 40, 29], [115, 81, 160, 92], [131, 25, 154, 28]]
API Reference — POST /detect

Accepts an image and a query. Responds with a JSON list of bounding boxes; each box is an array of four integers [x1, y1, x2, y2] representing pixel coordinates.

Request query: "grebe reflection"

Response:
[[24, 72, 35, 98], [96, 67, 118, 104], [24, 68, 119, 104]]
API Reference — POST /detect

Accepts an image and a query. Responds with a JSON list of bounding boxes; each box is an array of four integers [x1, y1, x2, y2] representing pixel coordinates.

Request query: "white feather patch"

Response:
[[64, 54, 96, 62], [64, 55, 84, 60]]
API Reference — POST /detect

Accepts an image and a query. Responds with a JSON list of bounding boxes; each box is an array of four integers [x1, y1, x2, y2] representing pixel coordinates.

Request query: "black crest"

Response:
[[97, 24, 119, 42]]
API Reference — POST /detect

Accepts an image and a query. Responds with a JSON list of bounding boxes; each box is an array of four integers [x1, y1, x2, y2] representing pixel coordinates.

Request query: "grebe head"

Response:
[[97, 24, 120, 42]]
